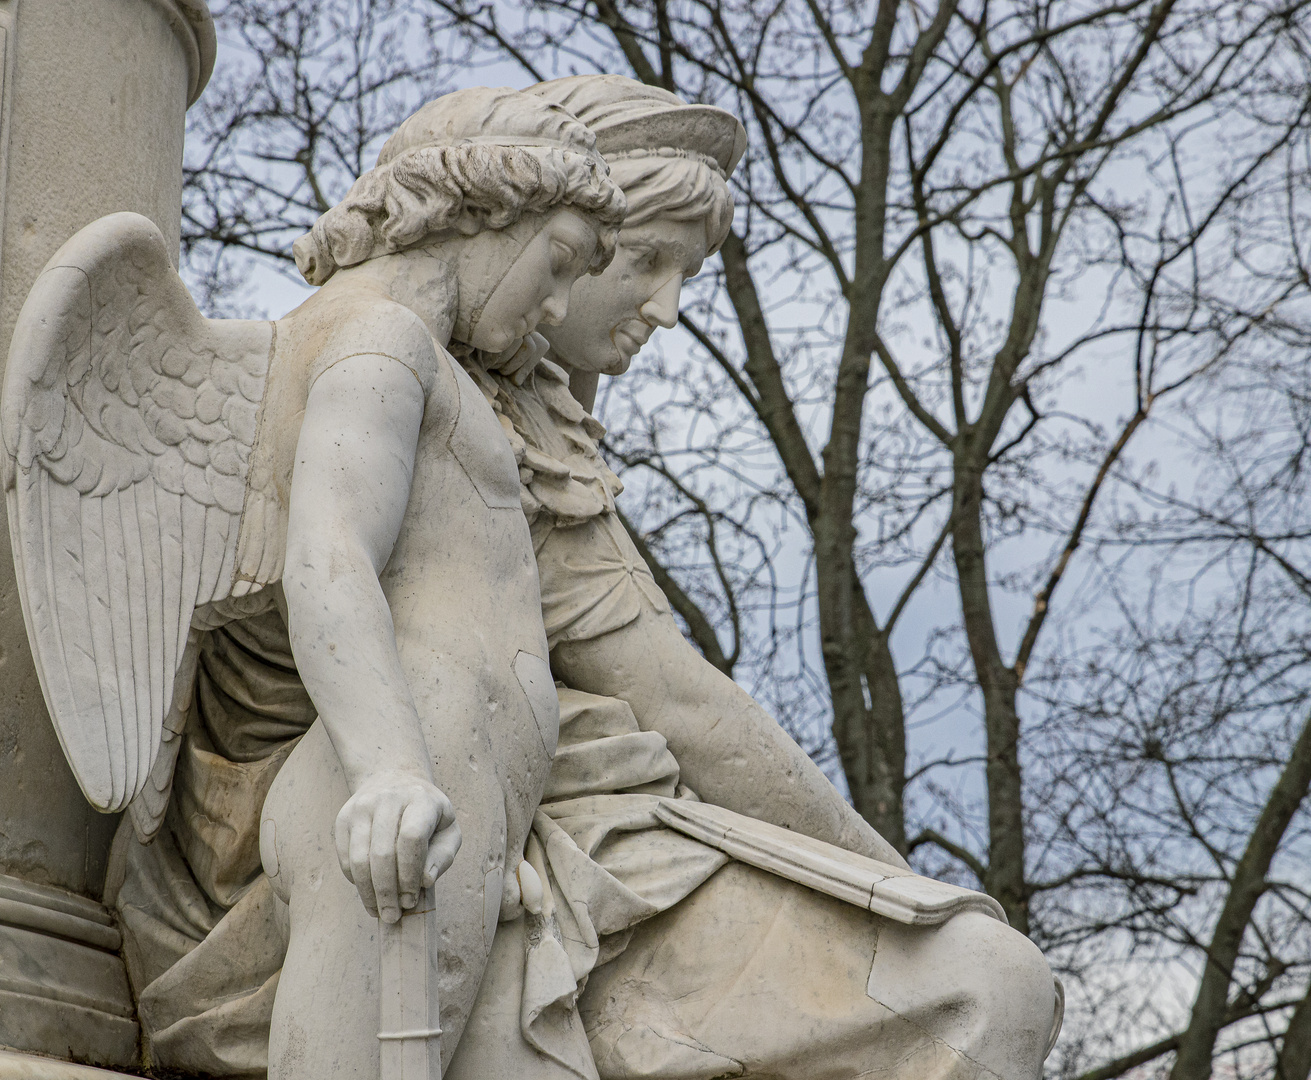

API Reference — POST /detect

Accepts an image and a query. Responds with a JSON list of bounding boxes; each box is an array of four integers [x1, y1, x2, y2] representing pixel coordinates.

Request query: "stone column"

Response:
[[0, 0, 214, 1066]]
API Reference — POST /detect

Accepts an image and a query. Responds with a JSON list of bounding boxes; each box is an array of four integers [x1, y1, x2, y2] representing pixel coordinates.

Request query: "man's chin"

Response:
[[603, 352, 634, 376], [550, 340, 632, 376]]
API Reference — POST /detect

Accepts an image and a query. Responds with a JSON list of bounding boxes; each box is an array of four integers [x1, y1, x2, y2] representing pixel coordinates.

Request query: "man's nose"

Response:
[[639, 274, 682, 329]]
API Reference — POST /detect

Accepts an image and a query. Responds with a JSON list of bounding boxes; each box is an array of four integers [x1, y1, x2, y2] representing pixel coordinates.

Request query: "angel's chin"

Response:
[[471, 329, 515, 354]]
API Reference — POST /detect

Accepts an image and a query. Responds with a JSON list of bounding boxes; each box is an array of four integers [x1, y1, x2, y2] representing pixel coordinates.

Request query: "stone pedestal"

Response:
[[0, 1048, 137, 1080], [0, 0, 213, 1066]]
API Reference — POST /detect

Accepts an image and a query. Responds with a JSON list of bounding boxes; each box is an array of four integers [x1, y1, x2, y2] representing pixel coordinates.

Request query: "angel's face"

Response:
[[461, 207, 600, 354], [540, 217, 707, 376]]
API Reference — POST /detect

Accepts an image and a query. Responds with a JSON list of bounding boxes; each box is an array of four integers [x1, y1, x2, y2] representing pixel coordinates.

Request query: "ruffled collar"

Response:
[[457, 352, 622, 527]]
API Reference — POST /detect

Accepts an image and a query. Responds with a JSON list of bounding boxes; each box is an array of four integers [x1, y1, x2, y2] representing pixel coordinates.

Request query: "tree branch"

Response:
[[1170, 709, 1311, 1079]]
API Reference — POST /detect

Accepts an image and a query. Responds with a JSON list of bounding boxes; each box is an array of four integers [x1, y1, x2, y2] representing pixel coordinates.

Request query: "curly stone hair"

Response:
[[526, 76, 742, 255], [293, 89, 627, 286], [607, 149, 735, 254]]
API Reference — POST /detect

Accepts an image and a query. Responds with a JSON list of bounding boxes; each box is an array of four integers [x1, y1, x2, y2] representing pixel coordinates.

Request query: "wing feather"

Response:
[[103, 490, 145, 799], [2, 213, 279, 814], [157, 486, 184, 685], [117, 485, 156, 796], [79, 491, 127, 809], [100, 492, 137, 801], [134, 481, 167, 738], [26, 471, 81, 766], [178, 495, 206, 642], [128, 628, 202, 842], [198, 503, 233, 606]]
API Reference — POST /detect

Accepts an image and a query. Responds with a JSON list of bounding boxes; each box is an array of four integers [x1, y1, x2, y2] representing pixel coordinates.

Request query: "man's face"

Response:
[[540, 217, 708, 375], [465, 207, 601, 354]]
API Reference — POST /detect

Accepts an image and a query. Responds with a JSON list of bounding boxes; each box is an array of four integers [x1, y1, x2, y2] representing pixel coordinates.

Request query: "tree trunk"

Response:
[[1170, 710, 1311, 1080], [952, 455, 1029, 934], [1275, 983, 1311, 1080], [827, 614, 908, 854]]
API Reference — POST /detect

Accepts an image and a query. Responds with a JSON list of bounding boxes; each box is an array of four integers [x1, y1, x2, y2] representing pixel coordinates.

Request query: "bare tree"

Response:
[[183, 0, 1311, 1075], [182, 0, 451, 311]]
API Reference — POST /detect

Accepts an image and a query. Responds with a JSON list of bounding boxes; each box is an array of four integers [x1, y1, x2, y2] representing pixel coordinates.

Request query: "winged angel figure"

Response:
[[3, 211, 276, 828], [3, 86, 626, 1079]]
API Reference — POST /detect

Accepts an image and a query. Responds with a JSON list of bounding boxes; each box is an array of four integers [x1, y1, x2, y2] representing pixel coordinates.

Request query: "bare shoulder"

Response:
[[281, 283, 449, 400]]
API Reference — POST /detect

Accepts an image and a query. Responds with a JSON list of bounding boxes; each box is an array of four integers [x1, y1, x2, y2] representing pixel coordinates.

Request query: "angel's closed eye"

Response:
[[551, 240, 579, 273]]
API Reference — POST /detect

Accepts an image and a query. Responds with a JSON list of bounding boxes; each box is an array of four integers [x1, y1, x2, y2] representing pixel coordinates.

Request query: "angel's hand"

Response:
[[485, 331, 549, 384], [334, 770, 462, 924]]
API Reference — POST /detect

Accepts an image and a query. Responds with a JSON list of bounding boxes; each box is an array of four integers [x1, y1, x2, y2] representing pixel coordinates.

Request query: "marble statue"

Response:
[[439, 75, 1063, 1080], [2, 85, 623, 1078], [0, 3, 217, 1064], [1, 75, 1060, 1080]]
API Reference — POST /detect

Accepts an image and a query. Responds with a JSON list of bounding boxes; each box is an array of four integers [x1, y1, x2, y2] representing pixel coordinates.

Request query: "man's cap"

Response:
[[377, 86, 602, 166], [526, 75, 746, 176]]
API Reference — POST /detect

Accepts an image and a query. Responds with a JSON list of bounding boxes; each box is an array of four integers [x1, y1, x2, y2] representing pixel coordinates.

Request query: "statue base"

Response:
[[0, 876, 136, 1068], [0, 1049, 137, 1080]]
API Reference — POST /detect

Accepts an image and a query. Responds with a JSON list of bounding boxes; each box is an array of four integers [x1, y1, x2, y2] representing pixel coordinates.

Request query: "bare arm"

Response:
[[283, 353, 461, 923], [551, 596, 909, 869]]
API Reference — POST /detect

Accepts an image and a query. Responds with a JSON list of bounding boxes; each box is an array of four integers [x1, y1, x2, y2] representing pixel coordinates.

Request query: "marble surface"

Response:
[[0, 0, 215, 1064], [0, 1049, 137, 1080], [1, 67, 1061, 1080], [0, 877, 136, 1066]]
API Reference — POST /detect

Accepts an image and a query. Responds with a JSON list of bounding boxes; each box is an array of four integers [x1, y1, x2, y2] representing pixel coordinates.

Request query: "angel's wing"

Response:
[[2, 212, 278, 815]]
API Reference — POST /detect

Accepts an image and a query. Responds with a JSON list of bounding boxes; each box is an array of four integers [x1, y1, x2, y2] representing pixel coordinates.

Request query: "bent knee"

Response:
[[954, 914, 1049, 986], [928, 913, 1054, 1022], [869, 912, 1057, 1074]]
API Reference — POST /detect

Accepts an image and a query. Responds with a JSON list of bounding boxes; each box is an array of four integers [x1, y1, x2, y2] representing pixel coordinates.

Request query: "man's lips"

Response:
[[614, 321, 652, 355]]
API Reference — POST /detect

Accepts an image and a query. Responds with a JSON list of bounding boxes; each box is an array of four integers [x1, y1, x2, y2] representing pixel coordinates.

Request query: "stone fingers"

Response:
[[336, 801, 380, 918], [424, 819, 463, 889], [335, 781, 462, 922], [398, 797, 444, 907], [369, 798, 405, 924]]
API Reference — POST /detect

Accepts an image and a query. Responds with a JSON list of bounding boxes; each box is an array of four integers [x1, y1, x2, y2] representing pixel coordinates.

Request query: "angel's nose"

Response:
[[539, 283, 570, 326]]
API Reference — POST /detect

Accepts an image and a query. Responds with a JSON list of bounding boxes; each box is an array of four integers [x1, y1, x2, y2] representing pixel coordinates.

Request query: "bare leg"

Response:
[[262, 719, 512, 1079]]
